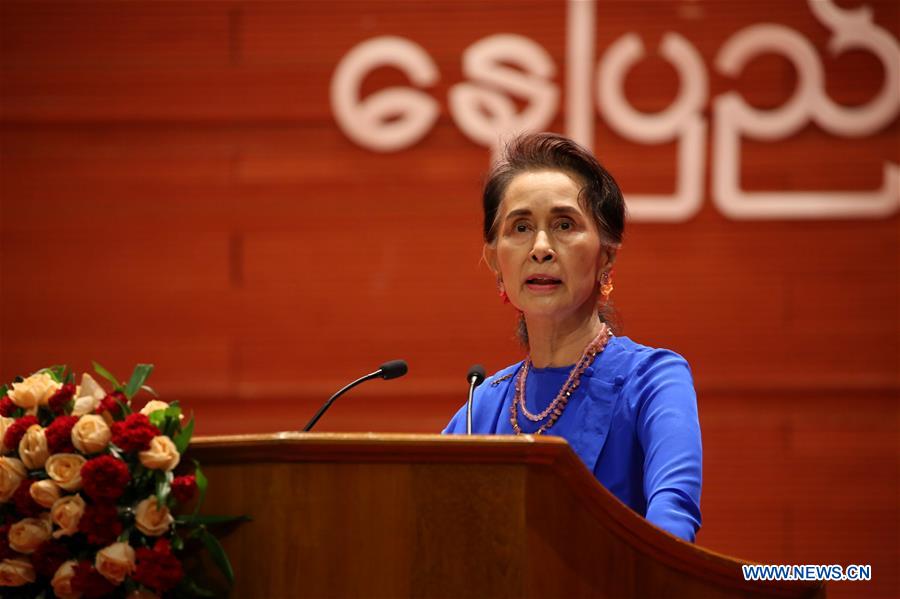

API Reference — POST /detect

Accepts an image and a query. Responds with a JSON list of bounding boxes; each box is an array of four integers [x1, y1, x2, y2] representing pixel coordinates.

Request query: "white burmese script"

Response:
[[329, 0, 899, 221]]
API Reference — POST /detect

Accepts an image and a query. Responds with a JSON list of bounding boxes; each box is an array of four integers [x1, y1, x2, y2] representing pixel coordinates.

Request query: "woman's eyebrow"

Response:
[[504, 206, 580, 220], [504, 208, 532, 219], [550, 206, 580, 216]]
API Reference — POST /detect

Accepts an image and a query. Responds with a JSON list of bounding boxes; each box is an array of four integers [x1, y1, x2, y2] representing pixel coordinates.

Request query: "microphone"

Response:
[[302, 359, 409, 432], [378, 359, 408, 380], [465, 364, 486, 435]]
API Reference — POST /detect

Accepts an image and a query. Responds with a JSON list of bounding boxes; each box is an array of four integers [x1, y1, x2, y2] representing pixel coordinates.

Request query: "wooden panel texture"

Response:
[[189, 433, 823, 598]]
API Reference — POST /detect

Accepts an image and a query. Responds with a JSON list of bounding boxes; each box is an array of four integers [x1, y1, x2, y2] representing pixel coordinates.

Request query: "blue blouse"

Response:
[[443, 335, 702, 542]]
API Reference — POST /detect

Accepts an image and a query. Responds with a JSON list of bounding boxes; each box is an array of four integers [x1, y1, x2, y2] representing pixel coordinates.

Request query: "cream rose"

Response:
[[134, 496, 173, 536], [72, 396, 100, 416], [95, 542, 136, 584], [8, 515, 52, 553], [51, 494, 85, 538], [45, 453, 86, 492], [72, 373, 107, 416], [71, 415, 112, 455], [138, 435, 180, 472], [19, 424, 49, 469], [7, 372, 61, 410], [0, 457, 27, 502], [0, 417, 15, 454], [51, 560, 80, 599], [30, 479, 62, 508], [0, 557, 36, 587], [139, 400, 169, 416]]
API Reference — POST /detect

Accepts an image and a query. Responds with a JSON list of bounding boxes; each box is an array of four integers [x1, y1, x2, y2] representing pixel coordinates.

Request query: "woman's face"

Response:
[[487, 169, 609, 321]]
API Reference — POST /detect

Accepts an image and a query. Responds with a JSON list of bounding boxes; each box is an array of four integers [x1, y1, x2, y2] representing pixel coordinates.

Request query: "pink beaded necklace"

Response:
[[510, 324, 612, 435]]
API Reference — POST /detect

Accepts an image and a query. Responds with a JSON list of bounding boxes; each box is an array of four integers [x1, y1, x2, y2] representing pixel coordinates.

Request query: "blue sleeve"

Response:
[[442, 404, 467, 434], [633, 349, 702, 542]]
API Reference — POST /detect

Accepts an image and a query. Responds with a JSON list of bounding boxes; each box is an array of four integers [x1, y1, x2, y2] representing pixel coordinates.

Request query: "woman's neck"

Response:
[[525, 308, 604, 368]]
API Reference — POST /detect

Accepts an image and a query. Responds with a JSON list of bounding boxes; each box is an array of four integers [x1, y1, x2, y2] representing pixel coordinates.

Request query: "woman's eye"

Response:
[[557, 220, 573, 231], [514, 223, 529, 233]]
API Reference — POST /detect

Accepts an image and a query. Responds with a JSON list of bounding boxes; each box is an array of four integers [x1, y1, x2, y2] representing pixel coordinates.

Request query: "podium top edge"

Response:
[[191, 431, 569, 447], [187, 432, 572, 464]]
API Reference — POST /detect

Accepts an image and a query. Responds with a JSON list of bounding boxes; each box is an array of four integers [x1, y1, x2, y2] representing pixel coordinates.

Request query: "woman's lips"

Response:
[[525, 276, 562, 293]]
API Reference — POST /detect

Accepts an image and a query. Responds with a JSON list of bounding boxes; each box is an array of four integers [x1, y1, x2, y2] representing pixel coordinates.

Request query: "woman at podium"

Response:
[[443, 132, 702, 543]]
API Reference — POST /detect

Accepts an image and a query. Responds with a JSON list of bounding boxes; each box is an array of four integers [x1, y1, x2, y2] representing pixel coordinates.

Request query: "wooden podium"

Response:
[[189, 433, 823, 598]]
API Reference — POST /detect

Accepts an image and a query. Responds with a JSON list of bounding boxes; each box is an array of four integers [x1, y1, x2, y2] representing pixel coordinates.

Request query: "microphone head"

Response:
[[378, 359, 408, 380], [467, 364, 486, 387]]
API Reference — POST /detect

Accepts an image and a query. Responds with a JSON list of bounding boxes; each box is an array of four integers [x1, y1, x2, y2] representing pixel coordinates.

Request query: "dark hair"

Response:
[[482, 132, 627, 343]]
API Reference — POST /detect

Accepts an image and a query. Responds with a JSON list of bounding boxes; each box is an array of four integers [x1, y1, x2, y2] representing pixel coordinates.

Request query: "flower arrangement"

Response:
[[0, 363, 239, 598]]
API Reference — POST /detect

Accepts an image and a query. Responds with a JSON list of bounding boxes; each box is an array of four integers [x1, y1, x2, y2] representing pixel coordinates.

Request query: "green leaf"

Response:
[[173, 416, 194, 454], [124, 364, 154, 400], [155, 470, 173, 508], [171, 534, 185, 551], [199, 527, 234, 584], [175, 514, 251, 526], [38, 365, 67, 383], [162, 406, 182, 438], [117, 527, 132, 543], [108, 444, 123, 460], [0, 384, 7, 397], [148, 409, 167, 430], [115, 398, 132, 417], [193, 461, 208, 516], [140, 384, 159, 398], [132, 464, 154, 495], [92, 361, 123, 389], [64, 371, 75, 385]]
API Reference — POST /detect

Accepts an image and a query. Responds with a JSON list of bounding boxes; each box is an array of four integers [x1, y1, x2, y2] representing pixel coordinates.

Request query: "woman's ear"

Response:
[[596, 246, 618, 282], [483, 243, 500, 274]]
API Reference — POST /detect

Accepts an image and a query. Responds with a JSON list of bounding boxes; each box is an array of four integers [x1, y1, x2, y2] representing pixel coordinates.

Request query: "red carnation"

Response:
[[153, 537, 171, 554], [0, 526, 13, 560], [45, 415, 78, 454], [32, 540, 71, 578], [81, 455, 130, 501], [171, 474, 197, 504], [71, 561, 117, 598], [95, 391, 126, 420], [3, 415, 39, 450], [78, 501, 122, 546], [48, 383, 76, 414], [111, 413, 160, 453], [133, 545, 184, 592], [0, 396, 15, 417], [12, 479, 43, 517]]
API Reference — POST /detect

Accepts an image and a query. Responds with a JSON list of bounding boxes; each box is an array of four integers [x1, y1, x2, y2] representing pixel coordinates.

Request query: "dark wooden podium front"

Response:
[[189, 433, 823, 598]]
